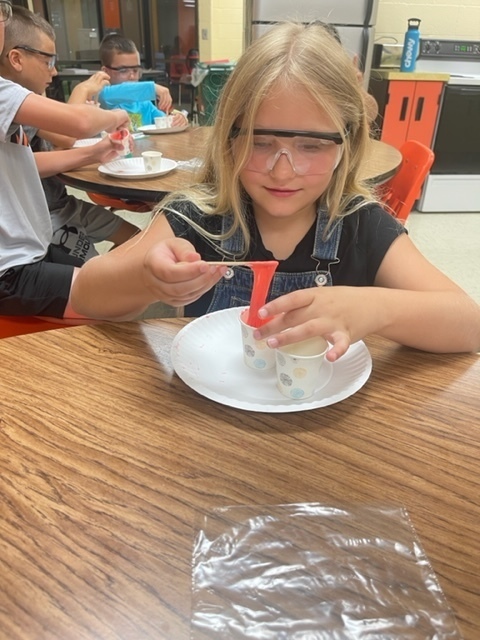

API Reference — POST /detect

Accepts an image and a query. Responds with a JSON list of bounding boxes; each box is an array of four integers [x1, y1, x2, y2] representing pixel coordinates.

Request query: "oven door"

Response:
[[431, 84, 480, 174]]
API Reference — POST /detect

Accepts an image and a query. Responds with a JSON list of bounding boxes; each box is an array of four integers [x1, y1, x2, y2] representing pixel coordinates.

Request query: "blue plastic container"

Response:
[[400, 18, 421, 72]]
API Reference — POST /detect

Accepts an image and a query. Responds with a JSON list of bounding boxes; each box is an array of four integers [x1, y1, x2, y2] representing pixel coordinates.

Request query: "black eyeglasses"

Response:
[[12, 45, 57, 70], [105, 65, 143, 77], [0, 1, 12, 23]]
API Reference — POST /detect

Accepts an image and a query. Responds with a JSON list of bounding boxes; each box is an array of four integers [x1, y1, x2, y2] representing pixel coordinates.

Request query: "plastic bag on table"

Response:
[[191, 503, 462, 639]]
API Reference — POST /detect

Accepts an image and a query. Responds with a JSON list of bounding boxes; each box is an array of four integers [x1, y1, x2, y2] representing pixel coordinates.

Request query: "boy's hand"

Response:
[[104, 109, 131, 132], [170, 110, 188, 127], [80, 72, 110, 99], [154, 84, 173, 112], [68, 72, 110, 105]]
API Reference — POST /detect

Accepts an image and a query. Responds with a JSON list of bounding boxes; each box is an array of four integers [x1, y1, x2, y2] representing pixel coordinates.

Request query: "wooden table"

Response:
[[60, 128, 402, 202], [0, 319, 478, 639]]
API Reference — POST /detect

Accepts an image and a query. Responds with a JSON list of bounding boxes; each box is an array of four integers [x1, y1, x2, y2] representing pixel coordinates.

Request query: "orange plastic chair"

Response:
[[168, 54, 189, 103], [0, 316, 77, 339], [87, 192, 153, 213], [378, 140, 435, 224]]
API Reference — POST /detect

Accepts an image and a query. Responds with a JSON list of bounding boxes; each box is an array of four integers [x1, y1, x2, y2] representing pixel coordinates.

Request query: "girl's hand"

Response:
[[155, 84, 173, 112], [254, 286, 381, 362], [143, 238, 227, 307]]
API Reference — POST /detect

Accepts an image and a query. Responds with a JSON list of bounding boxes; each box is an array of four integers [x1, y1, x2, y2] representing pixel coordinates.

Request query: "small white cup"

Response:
[[142, 151, 163, 173], [275, 337, 329, 400], [108, 129, 131, 156], [154, 115, 174, 129], [239, 309, 276, 371]]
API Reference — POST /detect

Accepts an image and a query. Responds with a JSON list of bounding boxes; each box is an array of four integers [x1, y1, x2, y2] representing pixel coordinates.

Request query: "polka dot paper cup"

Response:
[[275, 337, 329, 399], [239, 309, 276, 371]]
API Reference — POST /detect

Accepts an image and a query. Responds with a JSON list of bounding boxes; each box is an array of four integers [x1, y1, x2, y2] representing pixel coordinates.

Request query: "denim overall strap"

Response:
[[311, 208, 343, 286], [206, 209, 344, 314]]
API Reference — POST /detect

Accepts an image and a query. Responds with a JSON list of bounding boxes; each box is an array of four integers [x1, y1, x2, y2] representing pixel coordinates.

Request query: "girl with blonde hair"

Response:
[[71, 22, 480, 361]]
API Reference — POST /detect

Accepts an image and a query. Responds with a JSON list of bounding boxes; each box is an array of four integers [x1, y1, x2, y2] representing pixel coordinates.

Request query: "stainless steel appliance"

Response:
[[416, 39, 480, 212], [245, 0, 379, 83], [372, 43, 404, 69]]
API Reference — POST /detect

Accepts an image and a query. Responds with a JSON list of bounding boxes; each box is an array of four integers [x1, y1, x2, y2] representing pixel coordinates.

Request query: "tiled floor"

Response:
[[70, 189, 480, 315], [407, 210, 480, 303]]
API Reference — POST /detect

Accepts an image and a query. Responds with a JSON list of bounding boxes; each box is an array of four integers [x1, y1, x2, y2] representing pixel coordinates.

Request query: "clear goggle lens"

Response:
[[107, 65, 143, 78], [233, 129, 345, 176]]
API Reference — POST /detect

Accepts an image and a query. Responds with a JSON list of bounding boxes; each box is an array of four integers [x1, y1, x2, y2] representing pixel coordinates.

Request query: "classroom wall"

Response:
[[198, 0, 244, 62], [376, 0, 480, 43], [197, 0, 480, 62]]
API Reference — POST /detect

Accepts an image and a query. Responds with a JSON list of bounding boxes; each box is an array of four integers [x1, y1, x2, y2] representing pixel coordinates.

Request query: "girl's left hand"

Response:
[[253, 286, 380, 362]]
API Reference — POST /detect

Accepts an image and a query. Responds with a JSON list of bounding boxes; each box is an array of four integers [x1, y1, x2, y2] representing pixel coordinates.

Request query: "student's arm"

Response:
[[69, 214, 226, 320], [36, 130, 76, 150], [254, 234, 480, 360], [33, 136, 126, 178], [68, 72, 111, 105], [35, 73, 114, 150], [15, 93, 130, 139]]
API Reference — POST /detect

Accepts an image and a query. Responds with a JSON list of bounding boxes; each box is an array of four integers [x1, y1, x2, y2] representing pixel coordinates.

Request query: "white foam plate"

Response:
[[98, 157, 178, 179], [171, 307, 372, 413], [138, 123, 189, 135], [73, 138, 102, 147]]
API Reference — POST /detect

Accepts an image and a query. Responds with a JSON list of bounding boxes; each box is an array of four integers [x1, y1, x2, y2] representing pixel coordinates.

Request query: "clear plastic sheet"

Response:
[[191, 504, 462, 639]]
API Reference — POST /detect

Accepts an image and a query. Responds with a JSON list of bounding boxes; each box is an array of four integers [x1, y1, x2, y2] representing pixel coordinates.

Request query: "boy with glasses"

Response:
[[0, 2, 131, 318], [0, 6, 140, 263], [98, 33, 187, 131]]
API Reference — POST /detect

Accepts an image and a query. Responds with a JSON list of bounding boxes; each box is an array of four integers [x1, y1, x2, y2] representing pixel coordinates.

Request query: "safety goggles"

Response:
[[0, 1, 12, 23], [231, 127, 345, 176], [12, 45, 57, 70], [105, 65, 143, 78]]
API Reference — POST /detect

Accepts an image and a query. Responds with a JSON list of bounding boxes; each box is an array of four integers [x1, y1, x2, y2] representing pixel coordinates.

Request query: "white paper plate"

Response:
[[98, 157, 177, 179], [73, 138, 102, 147], [138, 123, 189, 135], [171, 307, 372, 413]]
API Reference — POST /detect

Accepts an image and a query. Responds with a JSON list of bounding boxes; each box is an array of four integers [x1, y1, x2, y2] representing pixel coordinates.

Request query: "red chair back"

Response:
[[0, 316, 74, 339], [87, 192, 152, 213], [379, 140, 435, 224]]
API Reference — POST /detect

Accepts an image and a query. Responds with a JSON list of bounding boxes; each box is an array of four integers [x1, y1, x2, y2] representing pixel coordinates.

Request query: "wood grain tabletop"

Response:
[[0, 319, 478, 639]]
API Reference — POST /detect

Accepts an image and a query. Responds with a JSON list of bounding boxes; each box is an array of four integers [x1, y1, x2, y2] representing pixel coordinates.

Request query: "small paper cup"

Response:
[[142, 151, 163, 173], [154, 116, 169, 129], [239, 309, 276, 371], [275, 337, 328, 400], [108, 128, 131, 156]]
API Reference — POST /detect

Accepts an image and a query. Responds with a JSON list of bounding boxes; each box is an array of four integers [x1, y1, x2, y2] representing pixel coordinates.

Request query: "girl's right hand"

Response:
[[143, 237, 227, 307]]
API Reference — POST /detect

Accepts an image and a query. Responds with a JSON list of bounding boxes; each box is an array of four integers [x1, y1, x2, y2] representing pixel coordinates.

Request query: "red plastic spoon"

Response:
[[209, 260, 279, 327]]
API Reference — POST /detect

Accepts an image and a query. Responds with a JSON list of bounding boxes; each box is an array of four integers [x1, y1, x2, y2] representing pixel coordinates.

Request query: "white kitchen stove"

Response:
[[414, 39, 480, 212]]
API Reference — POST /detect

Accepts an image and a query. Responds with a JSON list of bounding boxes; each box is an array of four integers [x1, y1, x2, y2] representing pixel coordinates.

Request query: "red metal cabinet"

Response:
[[370, 78, 445, 150]]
